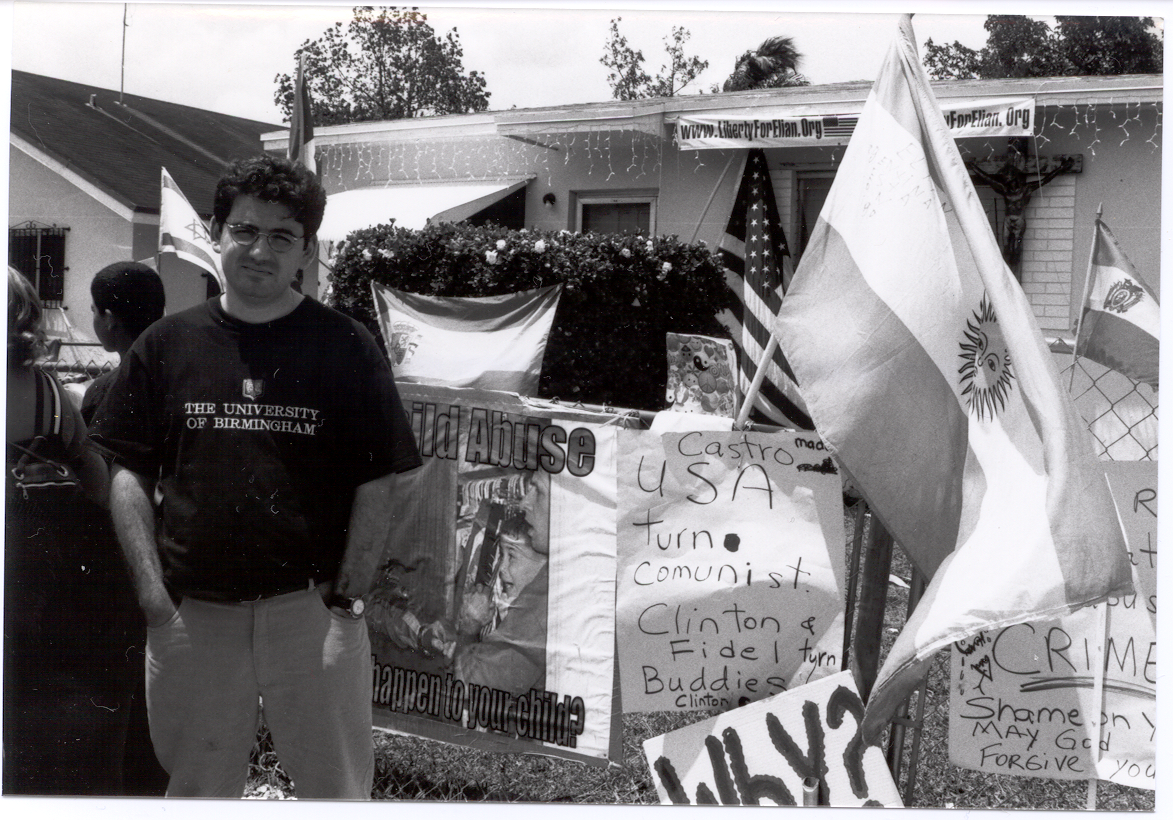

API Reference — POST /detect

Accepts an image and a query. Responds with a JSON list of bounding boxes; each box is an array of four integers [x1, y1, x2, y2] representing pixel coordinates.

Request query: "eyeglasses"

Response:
[[224, 223, 303, 253]]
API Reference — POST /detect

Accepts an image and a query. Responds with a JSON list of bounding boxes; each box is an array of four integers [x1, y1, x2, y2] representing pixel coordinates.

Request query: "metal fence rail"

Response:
[[34, 341, 117, 382]]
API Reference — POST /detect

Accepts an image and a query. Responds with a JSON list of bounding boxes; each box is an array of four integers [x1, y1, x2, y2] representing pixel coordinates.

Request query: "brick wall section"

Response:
[[1018, 174, 1076, 334]]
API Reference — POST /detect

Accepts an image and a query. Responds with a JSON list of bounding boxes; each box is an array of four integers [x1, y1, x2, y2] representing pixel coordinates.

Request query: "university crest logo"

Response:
[[242, 379, 264, 401], [958, 294, 1015, 421], [1103, 280, 1144, 314]]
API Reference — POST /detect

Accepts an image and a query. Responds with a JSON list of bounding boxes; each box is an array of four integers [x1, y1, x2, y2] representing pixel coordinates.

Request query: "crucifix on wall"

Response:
[[965, 138, 1082, 275]]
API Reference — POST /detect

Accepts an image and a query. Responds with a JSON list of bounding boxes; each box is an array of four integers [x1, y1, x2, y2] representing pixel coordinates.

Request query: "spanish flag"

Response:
[[772, 15, 1132, 742], [371, 283, 562, 396]]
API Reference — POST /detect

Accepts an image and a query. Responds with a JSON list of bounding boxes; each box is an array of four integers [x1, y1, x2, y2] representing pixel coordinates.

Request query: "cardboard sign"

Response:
[[362, 384, 620, 764], [948, 462, 1156, 788], [643, 671, 901, 806], [665, 333, 738, 418], [616, 429, 845, 713]]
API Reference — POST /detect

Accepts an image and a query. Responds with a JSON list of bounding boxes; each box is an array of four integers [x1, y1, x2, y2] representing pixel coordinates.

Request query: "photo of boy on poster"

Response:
[[362, 464, 551, 706]]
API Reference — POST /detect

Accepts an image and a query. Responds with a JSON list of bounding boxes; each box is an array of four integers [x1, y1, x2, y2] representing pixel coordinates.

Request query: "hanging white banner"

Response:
[[675, 96, 1035, 150]]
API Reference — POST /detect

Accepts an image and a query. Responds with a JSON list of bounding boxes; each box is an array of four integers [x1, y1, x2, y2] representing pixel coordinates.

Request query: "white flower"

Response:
[[378, 248, 394, 259], [496, 239, 507, 251], [661, 261, 673, 273], [485, 250, 499, 265], [534, 240, 547, 253], [646, 240, 654, 252], [620, 248, 632, 259], [361, 249, 373, 262]]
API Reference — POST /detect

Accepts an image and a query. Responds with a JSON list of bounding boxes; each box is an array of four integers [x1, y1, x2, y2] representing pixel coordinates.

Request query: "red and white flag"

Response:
[[773, 15, 1132, 742], [1075, 218, 1159, 388], [289, 53, 316, 174], [159, 167, 223, 290], [371, 283, 562, 396]]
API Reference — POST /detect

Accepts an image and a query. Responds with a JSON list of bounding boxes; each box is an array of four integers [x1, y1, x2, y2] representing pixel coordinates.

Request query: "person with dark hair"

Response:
[[89, 156, 421, 798], [81, 261, 166, 425], [77, 260, 172, 795]]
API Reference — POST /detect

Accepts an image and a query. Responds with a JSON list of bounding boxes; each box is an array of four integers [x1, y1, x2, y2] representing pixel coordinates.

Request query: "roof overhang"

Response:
[[496, 105, 666, 147], [261, 112, 500, 152], [259, 74, 1161, 153], [318, 177, 533, 240]]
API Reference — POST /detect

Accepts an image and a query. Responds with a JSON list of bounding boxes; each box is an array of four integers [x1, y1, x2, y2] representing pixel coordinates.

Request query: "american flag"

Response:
[[289, 54, 316, 174], [716, 149, 812, 429]]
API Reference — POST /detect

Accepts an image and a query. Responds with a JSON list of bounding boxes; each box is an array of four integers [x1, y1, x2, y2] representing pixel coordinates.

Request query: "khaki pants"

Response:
[[145, 586, 374, 798]]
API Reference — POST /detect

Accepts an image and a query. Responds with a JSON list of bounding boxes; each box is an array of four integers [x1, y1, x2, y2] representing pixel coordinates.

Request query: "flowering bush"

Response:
[[328, 222, 730, 410]]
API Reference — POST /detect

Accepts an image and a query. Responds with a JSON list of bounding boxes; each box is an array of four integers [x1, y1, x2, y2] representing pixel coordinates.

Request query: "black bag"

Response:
[[7, 435, 84, 498]]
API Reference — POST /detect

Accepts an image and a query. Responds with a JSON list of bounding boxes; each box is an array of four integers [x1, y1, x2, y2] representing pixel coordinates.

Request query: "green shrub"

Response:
[[327, 221, 730, 410]]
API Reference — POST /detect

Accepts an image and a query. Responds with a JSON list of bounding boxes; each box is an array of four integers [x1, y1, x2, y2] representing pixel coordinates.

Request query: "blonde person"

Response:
[[4, 266, 134, 795]]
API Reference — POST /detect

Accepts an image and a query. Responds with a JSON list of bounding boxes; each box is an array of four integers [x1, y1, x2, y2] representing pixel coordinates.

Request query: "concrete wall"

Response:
[[9, 147, 137, 340], [9, 147, 310, 338]]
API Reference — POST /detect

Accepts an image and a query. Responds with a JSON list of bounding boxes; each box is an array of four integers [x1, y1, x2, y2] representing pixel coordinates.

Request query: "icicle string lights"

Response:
[[315, 101, 1157, 193]]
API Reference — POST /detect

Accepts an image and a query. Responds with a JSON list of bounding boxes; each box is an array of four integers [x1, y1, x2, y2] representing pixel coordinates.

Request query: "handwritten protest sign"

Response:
[[948, 462, 1156, 788], [643, 671, 901, 806], [617, 429, 845, 713], [360, 384, 620, 764]]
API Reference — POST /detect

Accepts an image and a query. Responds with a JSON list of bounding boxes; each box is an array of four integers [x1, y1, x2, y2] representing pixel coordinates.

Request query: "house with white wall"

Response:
[[263, 73, 1161, 338], [9, 70, 280, 345], [265, 73, 1159, 457]]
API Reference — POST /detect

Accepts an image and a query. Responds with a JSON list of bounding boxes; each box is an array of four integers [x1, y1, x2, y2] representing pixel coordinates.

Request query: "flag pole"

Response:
[[1069, 202, 1103, 390], [736, 334, 778, 426]]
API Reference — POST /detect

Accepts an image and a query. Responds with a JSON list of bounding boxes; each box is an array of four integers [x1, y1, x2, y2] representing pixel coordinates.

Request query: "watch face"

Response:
[[351, 598, 365, 616]]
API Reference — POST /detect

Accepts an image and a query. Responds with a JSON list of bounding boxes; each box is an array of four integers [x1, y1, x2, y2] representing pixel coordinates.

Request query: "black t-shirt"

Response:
[[80, 368, 116, 426], [90, 297, 421, 601]]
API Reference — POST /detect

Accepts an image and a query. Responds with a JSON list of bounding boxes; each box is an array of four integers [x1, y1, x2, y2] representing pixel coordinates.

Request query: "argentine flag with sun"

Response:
[[772, 15, 1132, 742]]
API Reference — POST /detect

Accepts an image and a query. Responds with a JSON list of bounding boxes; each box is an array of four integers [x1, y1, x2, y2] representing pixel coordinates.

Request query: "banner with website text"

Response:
[[675, 96, 1035, 150], [363, 384, 620, 764], [948, 462, 1156, 789], [616, 428, 846, 713]]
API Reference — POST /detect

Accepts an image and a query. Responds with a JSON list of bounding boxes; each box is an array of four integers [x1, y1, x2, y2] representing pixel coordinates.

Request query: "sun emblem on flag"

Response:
[[1103, 280, 1144, 314], [958, 295, 1015, 420]]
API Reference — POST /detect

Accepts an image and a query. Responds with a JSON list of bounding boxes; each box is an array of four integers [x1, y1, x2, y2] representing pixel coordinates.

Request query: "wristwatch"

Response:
[[325, 593, 365, 617]]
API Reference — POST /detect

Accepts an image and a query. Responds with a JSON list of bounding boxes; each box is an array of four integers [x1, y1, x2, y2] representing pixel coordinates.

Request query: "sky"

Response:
[[9, 0, 1163, 127]]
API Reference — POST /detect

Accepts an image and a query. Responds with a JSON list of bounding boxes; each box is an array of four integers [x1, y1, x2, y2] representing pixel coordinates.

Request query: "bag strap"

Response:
[[33, 368, 64, 439]]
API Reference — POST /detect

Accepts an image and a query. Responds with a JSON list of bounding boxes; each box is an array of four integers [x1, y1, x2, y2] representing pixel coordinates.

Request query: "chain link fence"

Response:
[[35, 341, 118, 383], [1049, 338, 1157, 462]]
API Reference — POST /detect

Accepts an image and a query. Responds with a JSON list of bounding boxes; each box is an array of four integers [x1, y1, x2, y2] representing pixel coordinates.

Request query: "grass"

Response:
[[245, 507, 1155, 809]]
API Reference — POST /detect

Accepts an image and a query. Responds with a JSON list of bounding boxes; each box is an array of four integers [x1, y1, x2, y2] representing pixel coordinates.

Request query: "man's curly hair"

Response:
[[212, 155, 327, 238], [8, 266, 44, 367]]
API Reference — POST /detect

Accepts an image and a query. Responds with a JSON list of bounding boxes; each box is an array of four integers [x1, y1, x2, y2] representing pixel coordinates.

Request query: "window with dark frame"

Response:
[[581, 201, 651, 235], [9, 224, 69, 307]]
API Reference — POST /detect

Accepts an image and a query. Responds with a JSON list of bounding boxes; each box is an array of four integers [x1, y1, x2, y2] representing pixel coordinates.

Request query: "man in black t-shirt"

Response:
[[82, 261, 170, 796], [91, 156, 421, 798]]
